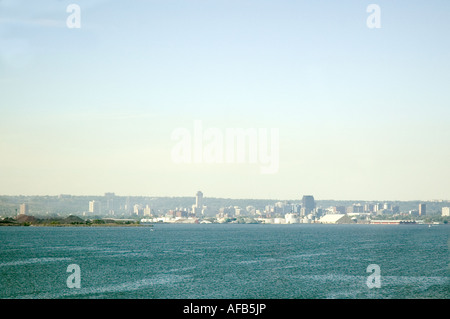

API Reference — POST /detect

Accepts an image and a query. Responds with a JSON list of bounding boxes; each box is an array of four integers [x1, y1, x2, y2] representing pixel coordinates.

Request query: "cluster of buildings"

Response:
[[137, 193, 450, 225], [214, 195, 318, 224], [86, 192, 206, 223], [13, 192, 450, 225], [141, 191, 207, 224], [135, 193, 447, 224], [87, 193, 154, 217]]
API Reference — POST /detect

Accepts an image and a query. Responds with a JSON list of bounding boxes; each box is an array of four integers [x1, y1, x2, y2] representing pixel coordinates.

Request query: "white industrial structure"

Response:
[[285, 213, 299, 224], [318, 214, 346, 224]]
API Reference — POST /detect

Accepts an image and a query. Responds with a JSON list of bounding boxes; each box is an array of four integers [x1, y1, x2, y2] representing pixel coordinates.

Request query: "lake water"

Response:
[[0, 224, 448, 299]]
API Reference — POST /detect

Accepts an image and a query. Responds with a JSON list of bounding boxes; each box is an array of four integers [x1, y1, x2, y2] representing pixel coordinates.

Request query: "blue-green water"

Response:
[[0, 224, 448, 299]]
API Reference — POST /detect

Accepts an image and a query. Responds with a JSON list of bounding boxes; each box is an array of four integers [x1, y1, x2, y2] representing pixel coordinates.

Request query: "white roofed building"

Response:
[[318, 214, 346, 224]]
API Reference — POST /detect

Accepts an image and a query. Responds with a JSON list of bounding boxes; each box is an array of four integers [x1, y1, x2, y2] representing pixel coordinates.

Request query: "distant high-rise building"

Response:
[[105, 192, 116, 214], [419, 203, 426, 216], [125, 196, 131, 214], [364, 204, 375, 213], [301, 195, 315, 215], [89, 200, 101, 214], [196, 191, 203, 209], [291, 204, 301, 214], [193, 191, 205, 216], [346, 204, 364, 214], [442, 207, 450, 217], [176, 210, 188, 218], [19, 203, 29, 215], [143, 205, 152, 216], [133, 204, 143, 216], [334, 206, 346, 214]]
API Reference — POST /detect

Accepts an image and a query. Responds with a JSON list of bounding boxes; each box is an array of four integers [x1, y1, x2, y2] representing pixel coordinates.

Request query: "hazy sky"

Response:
[[1, 0, 449, 200]]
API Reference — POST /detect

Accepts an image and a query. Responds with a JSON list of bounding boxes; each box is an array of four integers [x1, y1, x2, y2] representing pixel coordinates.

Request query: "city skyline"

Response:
[[1, 1, 449, 201], [6, 190, 450, 225]]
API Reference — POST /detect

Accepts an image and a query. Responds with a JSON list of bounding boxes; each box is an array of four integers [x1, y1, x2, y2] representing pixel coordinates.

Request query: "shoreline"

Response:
[[0, 223, 149, 227], [1, 222, 446, 227]]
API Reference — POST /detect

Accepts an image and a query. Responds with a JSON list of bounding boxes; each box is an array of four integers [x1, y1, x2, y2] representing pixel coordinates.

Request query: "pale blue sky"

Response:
[[1, 0, 449, 200]]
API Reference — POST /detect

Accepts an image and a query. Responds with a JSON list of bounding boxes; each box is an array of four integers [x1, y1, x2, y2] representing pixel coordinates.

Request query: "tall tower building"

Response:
[[419, 203, 426, 216], [301, 195, 315, 216], [125, 196, 131, 214], [105, 192, 116, 214], [192, 191, 204, 216], [196, 191, 203, 209], [19, 203, 29, 215]]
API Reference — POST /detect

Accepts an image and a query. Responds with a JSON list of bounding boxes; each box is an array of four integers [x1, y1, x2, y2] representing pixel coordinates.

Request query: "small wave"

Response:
[[168, 266, 197, 272], [236, 257, 280, 265], [286, 252, 330, 259], [381, 275, 448, 288], [16, 274, 190, 299], [0, 257, 72, 267], [295, 274, 447, 284]]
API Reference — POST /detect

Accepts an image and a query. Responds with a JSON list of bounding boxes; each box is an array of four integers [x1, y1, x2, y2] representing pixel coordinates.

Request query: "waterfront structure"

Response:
[[285, 213, 299, 224], [319, 214, 346, 224], [273, 217, 286, 224], [370, 220, 416, 225]]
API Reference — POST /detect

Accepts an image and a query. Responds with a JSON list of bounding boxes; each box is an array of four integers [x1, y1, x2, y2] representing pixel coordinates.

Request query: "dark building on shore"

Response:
[[302, 195, 315, 216]]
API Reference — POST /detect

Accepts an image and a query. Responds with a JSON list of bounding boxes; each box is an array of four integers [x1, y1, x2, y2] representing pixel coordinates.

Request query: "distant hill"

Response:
[[15, 214, 38, 223]]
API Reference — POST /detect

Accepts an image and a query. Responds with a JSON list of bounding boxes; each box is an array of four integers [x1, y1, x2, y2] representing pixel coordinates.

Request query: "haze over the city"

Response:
[[1, 0, 449, 201]]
